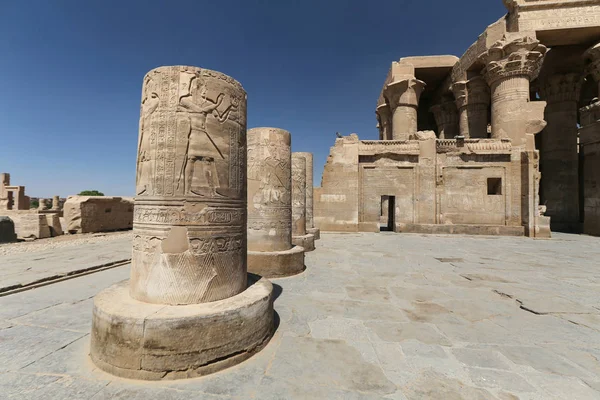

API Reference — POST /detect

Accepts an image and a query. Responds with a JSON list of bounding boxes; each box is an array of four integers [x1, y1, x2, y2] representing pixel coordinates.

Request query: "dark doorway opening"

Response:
[[380, 195, 395, 232]]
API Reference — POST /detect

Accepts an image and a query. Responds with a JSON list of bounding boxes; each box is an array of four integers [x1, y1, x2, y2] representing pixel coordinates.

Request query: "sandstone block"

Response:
[[0, 216, 17, 243], [64, 196, 133, 234]]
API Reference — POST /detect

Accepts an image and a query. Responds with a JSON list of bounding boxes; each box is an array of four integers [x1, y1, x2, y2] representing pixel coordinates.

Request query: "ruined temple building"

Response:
[[315, 0, 600, 238]]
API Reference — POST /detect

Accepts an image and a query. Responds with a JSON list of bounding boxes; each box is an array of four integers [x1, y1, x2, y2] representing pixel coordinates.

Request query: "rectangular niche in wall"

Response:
[[487, 178, 502, 195]]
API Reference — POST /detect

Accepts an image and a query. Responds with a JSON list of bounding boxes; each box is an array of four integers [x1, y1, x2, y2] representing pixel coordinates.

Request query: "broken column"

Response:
[[538, 73, 582, 232], [90, 66, 274, 380], [51, 195, 60, 210], [37, 199, 47, 211], [452, 76, 490, 138], [295, 152, 320, 240], [246, 128, 305, 278], [291, 153, 315, 251]]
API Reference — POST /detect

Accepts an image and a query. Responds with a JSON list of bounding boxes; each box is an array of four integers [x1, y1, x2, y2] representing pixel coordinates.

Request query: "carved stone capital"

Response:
[[384, 78, 426, 110], [538, 73, 583, 104], [376, 103, 391, 121], [452, 76, 490, 109], [429, 101, 458, 127], [583, 42, 600, 82], [479, 35, 547, 86]]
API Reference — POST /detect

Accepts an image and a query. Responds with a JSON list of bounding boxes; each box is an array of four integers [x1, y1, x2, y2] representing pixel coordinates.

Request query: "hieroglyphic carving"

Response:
[[131, 66, 248, 306], [291, 154, 307, 237], [294, 153, 315, 229], [247, 128, 293, 252]]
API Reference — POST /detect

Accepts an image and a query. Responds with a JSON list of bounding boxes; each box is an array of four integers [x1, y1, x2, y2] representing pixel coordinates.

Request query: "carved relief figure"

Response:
[[136, 75, 160, 195], [248, 138, 289, 206], [179, 73, 238, 196]]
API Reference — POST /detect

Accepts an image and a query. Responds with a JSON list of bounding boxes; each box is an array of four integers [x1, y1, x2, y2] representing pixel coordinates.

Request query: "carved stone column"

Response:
[[37, 198, 48, 211], [376, 103, 392, 140], [584, 42, 600, 96], [429, 100, 459, 139], [452, 77, 490, 139], [538, 73, 582, 232], [295, 152, 320, 240], [90, 66, 274, 380], [291, 153, 315, 251], [246, 128, 304, 277], [579, 102, 600, 236], [480, 35, 547, 148], [51, 195, 60, 210], [384, 78, 426, 140]]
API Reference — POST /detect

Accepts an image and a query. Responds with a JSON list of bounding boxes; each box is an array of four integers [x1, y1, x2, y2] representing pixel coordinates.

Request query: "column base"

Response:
[[292, 233, 315, 252], [90, 274, 274, 381], [307, 227, 320, 240], [248, 246, 305, 278]]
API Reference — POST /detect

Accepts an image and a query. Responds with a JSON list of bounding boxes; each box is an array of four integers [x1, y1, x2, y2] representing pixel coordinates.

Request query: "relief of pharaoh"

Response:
[[179, 73, 238, 197], [136, 75, 160, 196]]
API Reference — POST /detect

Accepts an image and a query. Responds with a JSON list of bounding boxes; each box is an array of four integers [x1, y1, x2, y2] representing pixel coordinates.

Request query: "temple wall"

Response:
[[313, 135, 360, 232]]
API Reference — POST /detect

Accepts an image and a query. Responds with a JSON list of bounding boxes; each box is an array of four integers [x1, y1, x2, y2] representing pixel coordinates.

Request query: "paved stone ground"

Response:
[[1, 232, 600, 399], [0, 232, 131, 292]]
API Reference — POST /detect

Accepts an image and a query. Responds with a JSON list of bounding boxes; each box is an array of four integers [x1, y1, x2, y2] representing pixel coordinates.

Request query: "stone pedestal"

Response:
[[246, 128, 304, 278], [90, 66, 274, 380], [295, 152, 320, 240], [452, 76, 490, 139], [480, 35, 547, 149], [291, 154, 315, 251], [384, 78, 426, 140], [538, 73, 582, 232], [429, 100, 459, 139]]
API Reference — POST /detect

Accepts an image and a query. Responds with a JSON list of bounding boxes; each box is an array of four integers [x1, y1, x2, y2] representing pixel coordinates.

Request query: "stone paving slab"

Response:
[[0, 232, 131, 293], [0, 232, 599, 399]]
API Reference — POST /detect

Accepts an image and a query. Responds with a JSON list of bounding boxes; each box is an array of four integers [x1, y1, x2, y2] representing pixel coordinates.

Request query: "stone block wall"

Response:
[[64, 196, 134, 234]]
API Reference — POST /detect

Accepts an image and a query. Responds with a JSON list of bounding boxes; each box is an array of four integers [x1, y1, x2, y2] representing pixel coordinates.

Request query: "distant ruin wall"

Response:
[[64, 196, 133, 234]]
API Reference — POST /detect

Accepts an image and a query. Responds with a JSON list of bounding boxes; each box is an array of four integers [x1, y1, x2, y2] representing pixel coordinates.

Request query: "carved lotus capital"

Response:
[[376, 103, 392, 120], [583, 42, 600, 82], [479, 35, 547, 85], [384, 78, 426, 110], [429, 101, 458, 126], [452, 76, 490, 109], [538, 73, 583, 104]]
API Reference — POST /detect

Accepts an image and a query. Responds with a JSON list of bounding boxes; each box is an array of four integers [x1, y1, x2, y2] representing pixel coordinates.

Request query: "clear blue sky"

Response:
[[0, 0, 507, 197]]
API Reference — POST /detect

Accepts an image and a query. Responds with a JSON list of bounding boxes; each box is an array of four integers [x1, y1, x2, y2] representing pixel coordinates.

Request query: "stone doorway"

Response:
[[380, 195, 395, 232]]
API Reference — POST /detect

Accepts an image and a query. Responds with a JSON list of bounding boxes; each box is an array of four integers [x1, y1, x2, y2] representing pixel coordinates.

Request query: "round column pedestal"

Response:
[[248, 245, 305, 278], [307, 227, 320, 240], [90, 275, 274, 381], [292, 233, 315, 252]]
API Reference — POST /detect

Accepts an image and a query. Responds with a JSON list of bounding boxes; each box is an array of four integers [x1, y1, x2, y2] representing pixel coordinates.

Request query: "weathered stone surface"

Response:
[[90, 278, 274, 380], [292, 153, 315, 251], [91, 66, 274, 381], [130, 66, 247, 305], [64, 196, 133, 234], [0, 173, 30, 211], [294, 152, 320, 240], [246, 128, 305, 277], [10, 213, 51, 239], [0, 216, 17, 243]]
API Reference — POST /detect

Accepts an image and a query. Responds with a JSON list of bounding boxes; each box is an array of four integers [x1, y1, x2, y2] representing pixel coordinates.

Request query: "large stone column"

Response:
[[538, 73, 582, 232], [295, 152, 320, 240], [246, 128, 304, 277], [429, 100, 459, 139], [376, 103, 392, 140], [452, 77, 490, 138], [37, 198, 48, 211], [291, 153, 315, 251], [384, 78, 426, 140], [51, 195, 60, 211], [480, 35, 547, 148], [581, 42, 600, 236], [90, 66, 274, 380]]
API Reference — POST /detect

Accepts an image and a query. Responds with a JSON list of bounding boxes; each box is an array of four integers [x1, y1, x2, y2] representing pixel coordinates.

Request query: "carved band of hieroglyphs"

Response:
[[134, 205, 244, 225], [132, 234, 244, 255]]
